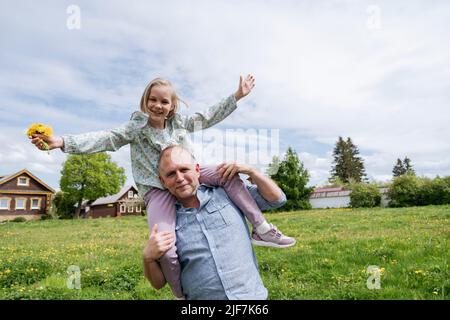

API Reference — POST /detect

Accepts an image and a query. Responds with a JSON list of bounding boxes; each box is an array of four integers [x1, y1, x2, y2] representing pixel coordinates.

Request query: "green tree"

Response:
[[392, 156, 415, 177], [52, 191, 76, 219], [403, 157, 415, 176], [387, 173, 422, 207], [329, 137, 367, 184], [392, 158, 406, 177], [349, 183, 382, 208], [268, 147, 313, 211], [60, 153, 126, 218]]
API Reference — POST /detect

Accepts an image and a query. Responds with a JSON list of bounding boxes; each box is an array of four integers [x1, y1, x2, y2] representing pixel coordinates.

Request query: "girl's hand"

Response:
[[217, 162, 255, 181], [143, 224, 175, 262], [234, 74, 255, 101], [30, 134, 64, 150]]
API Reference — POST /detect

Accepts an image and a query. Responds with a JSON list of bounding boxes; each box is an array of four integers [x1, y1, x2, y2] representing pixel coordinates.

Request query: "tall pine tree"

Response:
[[268, 147, 313, 211], [329, 136, 367, 184], [392, 156, 415, 177], [403, 157, 415, 175], [392, 158, 406, 177]]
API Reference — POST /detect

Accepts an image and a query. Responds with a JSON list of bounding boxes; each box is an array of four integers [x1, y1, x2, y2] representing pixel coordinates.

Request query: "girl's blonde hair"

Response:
[[140, 78, 186, 119]]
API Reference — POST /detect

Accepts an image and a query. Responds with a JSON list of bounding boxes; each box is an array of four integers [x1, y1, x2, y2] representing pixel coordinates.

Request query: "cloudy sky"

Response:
[[1, 0, 449, 192]]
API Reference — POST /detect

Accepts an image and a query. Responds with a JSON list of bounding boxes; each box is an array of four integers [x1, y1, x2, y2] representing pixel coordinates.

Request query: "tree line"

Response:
[[50, 136, 449, 218]]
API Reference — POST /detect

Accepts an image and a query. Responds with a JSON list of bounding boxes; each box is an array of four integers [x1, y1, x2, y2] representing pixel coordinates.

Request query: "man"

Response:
[[143, 145, 288, 299]]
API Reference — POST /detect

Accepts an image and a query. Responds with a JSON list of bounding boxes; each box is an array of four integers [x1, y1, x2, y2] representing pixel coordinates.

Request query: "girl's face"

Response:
[[146, 85, 174, 124]]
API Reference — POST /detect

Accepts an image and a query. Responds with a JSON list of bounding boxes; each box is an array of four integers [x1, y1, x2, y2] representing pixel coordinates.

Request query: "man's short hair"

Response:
[[158, 145, 197, 170]]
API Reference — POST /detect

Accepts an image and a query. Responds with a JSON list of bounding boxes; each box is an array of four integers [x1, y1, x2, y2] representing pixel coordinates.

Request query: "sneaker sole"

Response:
[[251, 239, 296, 249]]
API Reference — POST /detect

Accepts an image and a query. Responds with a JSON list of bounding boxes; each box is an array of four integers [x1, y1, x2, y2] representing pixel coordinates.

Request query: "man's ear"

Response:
[[195, 164, 200, 173]]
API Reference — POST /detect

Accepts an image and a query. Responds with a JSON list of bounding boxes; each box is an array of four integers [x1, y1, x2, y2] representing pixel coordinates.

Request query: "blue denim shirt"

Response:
[[175, 184, 287, 300]]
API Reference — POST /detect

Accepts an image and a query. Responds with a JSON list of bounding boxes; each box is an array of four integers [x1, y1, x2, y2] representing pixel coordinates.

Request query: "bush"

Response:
[[350, 183, 381, 208], [388, 174, 422, 207], [416, 177, 448, 206], [443, 176, 450, 203], [388, 175, 450, 207], [11, 217, 27, 223]]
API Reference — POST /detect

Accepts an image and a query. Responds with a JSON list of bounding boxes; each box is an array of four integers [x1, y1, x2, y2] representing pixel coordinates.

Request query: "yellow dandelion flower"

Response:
[[26, 123, 53, 153], [26, 123, 53, 138]]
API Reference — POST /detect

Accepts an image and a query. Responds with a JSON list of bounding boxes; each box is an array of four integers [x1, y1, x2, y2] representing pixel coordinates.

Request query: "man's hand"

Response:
[[234, 74, 255, 101], [143, 224, 175, 263], [217, 162, 255, 181], [30, 134, 64, 150]]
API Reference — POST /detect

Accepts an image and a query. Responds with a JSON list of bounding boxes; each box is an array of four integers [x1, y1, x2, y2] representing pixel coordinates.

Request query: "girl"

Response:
[[30, 75, 295, 298]]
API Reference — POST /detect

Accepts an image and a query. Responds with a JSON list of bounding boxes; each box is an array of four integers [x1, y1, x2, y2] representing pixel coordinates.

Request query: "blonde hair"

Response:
[[139, 78, 187, 119]]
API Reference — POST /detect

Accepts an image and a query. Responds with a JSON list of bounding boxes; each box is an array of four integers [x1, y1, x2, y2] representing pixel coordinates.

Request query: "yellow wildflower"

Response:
[[26, 123, 53, 153], [414, 269, 426, 275], [26, 123, 53, 138]]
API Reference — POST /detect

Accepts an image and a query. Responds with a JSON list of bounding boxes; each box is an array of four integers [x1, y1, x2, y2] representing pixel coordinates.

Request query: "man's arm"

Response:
[[142, 224, 174, 289], [245, 168, 283, 202], [217, 163, 286, 205], [143, 258, 166, 289]]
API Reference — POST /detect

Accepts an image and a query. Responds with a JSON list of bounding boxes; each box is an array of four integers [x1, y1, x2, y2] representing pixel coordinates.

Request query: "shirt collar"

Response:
[[174, 184, 212, 213]]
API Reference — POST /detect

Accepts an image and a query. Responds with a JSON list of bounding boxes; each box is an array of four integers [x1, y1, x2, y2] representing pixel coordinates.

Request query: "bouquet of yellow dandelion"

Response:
[[26, 123, 53, 154]]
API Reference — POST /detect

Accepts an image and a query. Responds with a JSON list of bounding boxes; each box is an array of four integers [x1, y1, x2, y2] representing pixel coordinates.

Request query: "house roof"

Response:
[[90, 185, 138, 206], [0, 174, 14, 184], [0, 169, 55, 193], [313, 187, 346, 193]]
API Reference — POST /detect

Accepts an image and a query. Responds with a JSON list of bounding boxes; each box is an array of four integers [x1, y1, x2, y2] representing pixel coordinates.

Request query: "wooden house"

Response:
[[0, 169, 55, 221], [84, 185, 144, 219]]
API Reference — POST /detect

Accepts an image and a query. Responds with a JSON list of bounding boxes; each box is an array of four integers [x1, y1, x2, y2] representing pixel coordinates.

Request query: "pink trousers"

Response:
[[143, 165, 266, 298]]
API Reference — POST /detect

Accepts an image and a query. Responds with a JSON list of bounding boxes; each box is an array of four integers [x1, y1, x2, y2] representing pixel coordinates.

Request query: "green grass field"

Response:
[[1, 205, 449, 300]]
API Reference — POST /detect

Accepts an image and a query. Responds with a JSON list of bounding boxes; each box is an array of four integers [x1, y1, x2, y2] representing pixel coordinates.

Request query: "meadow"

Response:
[[0, 205, 449, 300]]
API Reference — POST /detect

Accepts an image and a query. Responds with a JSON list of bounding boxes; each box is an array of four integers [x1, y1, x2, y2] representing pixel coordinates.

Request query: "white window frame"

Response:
[[17, 176, 30, 186], [136, 205, 142, 213], [0, 197, 11, 210], [128, 191, 134, 198], [15, 198, 27, 210], [31, 198, 41, 209], [119, 203, 126, 213], [128, 205, 134, 213]]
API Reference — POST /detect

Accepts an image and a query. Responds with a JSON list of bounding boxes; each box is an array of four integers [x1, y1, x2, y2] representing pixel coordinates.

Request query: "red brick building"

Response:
[[0, 169, 55, 222]]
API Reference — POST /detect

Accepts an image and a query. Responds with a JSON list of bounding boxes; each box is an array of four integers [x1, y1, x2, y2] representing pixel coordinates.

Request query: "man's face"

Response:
[[159, 148, 200, 201]]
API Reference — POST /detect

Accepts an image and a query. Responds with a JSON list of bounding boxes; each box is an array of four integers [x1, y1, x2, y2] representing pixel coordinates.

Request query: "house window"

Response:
[[17, 177, 29, 186], [31, 198, 41, 209], [128, 191, 134, 198], [119, 204, 126, 213], [0, 198, 11, 210], [128, 205, 134, 213], [136, 206, 142, 213], [15, 198, 27, 210]]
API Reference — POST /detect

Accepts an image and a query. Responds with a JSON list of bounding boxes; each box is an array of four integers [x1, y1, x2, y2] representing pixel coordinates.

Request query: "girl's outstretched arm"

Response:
[[180, 74, 255, 132], [234, 74, 255, 101], [29, 111, 148, 154]]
